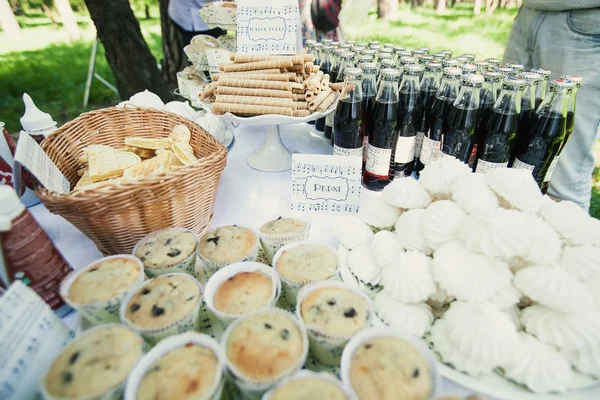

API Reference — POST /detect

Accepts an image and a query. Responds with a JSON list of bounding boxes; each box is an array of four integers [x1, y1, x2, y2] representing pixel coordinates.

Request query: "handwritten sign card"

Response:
[[236, 0, 301, 54], [291, 154, 362, 214]]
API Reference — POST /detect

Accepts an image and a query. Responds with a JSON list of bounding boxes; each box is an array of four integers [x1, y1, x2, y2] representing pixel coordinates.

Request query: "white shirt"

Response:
[[168, 0, 212, 32]]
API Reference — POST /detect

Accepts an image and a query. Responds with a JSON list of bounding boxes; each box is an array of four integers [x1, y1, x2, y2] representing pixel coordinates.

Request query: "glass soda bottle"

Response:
[[422, 67, 461, 166], [475, 60, 489, 74], [394, 64, 423, 179], [415, 62, 443, 173], [336, 52, 356, 83], [559, 75, 582, 153], [510, 72, 540, 166], [313, 43, 324, 66], [461, 53, 476, 62], [441, 58, 459, 69], [475, 77, 523, 174], [333, 68, 365, 157], [455, 56, 468, 65], [497, 66, 512, 78], [394, 46, 406, 59], [329, 48, 345, 84], [441, 74, 483, 165], [315, 45, 335, 133], [461, 63, 477, 76], [363, 68, 400, 191], [532, 67, 551, 108], [506, 62, 524, 77], [379, 59, 397, 83], [417, 47, 430, 54], [485, 58, 501, 69], [440, 49, 453, 58], [359, 62, 378, 151], [512, 79, 571, 192], [411, 49, 426, 58], [474, 70, 502, 166], [433, 53, 446, 63], [369, 40, 380, 48]]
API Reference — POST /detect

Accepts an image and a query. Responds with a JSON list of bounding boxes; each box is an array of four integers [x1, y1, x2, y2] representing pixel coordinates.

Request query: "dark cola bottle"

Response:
[[359, 62, 378, 154], [506, 62, 524, 77], [441, 58, 459, 69], [559, 75, 582, 153], [475, 77, 523, 174], [532, 67, 551, 109], [461, 63, 477, 76], [422, 67, 461, 167], [512, 79, 571, 192], [473, 70, 502, 167], [336, 52, 356, 83], [415, 62, 442, 173], [313, 43, 324, 67], [333, 68, 365, 157], [329, 48, 345, 84], [510, 72, 541, 166], [363, 68, 400, 191], [394, 64, 423, 179], [475, 60, 490, 74], [315, 45, 335, 133], [441, 74, 483, 165]]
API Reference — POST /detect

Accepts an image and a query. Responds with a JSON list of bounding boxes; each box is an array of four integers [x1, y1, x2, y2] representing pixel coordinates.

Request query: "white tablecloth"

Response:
[[30, 122, 477, 399]]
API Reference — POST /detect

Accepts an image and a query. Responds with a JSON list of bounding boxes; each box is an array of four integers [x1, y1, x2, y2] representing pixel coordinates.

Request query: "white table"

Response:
[[30, 122, 481, 399]]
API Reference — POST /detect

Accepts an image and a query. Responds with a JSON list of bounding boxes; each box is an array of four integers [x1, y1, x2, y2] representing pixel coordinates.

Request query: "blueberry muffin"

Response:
[[134, 229, 197, 270], [275, 244, 338, 284], [260, 218, 307, 236], [137, 344, 219, 400], [198, 226, 257, 264], [214, 271, 274, 315], [349, 337, 432, 400], [226, 311, 305, 382], [68, 256, 142, 304], [300, 287, 370, 338], [44, 325, 143, 398], [269, 377, 348, 400], [125, 275, 201, 329]]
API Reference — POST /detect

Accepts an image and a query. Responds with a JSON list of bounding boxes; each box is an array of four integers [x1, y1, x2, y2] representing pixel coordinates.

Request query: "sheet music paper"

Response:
[[291, 154, 362, 214], [236, 0, 301, 54], [206, 48, 232, 79]]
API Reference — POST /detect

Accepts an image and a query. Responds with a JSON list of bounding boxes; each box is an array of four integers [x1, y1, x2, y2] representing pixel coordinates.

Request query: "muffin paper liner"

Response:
[[220, 308, 309, 400], [204, 262, 282, 327], [198, 226, 260, 282], [261, 370, 351, 400], [340, 327, 441, 400], [257, 214, 312, 265], [40, 323, 146, 400], [124, 332, 226, 400], [295, 281, 374, 366], [132, 228, 205, 283], [272, 241, 341, 306], [60, 255, 146, 325], [119, 273, 203, 346]]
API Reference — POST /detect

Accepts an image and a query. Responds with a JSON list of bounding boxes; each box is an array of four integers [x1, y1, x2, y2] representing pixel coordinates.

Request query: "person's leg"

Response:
[[501, 6, 540, 71], [530, 9, 600, 210]]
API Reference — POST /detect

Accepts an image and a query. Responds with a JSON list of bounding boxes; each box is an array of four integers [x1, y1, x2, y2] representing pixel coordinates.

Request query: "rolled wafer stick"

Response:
[[292, 101, 308, 110], [213, 103, 293, 116], [216, 86, 294, 98], [303, 54, 315, 63], [217, 69, 282, 75], [292, 89, 304, 94], [231, 54, 305, 64], [220, 59, 294, 72], [199, 85, 214, 100], [306, 71, 324, 91], [305, 91, 316, 101], [329, 82, 344, 91], [218, 77, 292, 91], [293, 110, 311, 117], [312, 66, 320, 73], [286, 72, 297, 81], [295, 76, 304, 84], [291, 82, 304, 91], [304, 62, 314, 75], [215, 73, 291, 82], [321, 75, 330, 91], [308, 88, 333, 111], [215, 95, 293, 107], [293, 94, 306, 101], [317, 91, 338, 112]]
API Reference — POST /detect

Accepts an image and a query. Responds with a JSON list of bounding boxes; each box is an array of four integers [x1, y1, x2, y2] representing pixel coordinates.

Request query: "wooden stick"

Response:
[[220, 59, 294, 72], [308, 88, 333, 111], [213, 103, 293, 116], [216, 86, 294, 98], [215, 95, 293, 107], [317, 91, 338, 112], [214, 73, 292, 82], [218, 77, 292, 91]]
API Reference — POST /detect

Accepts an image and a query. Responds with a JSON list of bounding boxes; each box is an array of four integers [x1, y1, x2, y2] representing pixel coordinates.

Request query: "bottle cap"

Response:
[[486, 58, 501, 66], [340, 44, 353, 50], [442, 59, 459, 68], [358, 55, 374, 63], [531, 67, 551, 78], [497, 66, 512, 76], [322, 39, 333, 45], [353, 45, 367, 53], [462, 74, 484, 86], [378, 53, 393, 61], [368, 41, 379, 46], [371, 45, 382, 51], [403, 64, 423, 75], [359, 62, 378, 73], [411, 49, 425, 56], [561, 75, 583, 88], [461, 53, 476, 61], [20, 93, 57, 132], [503, 77, 526, 90], [417, 47, 430, 53], [419, 55, 433, 64], [520, 72, 542, 84], [461, 63, 477, 74], [361, 49, 377, 56], [0, 185, 25, 229], [455, 57, 468, 63], [379, 48, 394, 54], [344, 67, 363, 80], [342, 51, 356, 59], [323, 45, 335, 52], [334, 48, 346, 56], [380, 68, 401, 80], [346, 40, 356, 45], [482, 70, 503, 81], [394, 45, 406, 52], [432, 53, 446, 61], [313, 43, 323, 48], [357, 42, 369, 47], [425, 62, 443, 72], [332, 41, 340, 47], [380, 59, 397, 69], [399, 56, 416, 65], [305, 40, 316, 46], [506, 62, 524, 72], [440, 49, 453, 56], [550, 79, 575, 90], [396, 51, 411, 59], [443, 67, 463, 78], [475, 60, 489, 69], [383, 43, 395, 49]]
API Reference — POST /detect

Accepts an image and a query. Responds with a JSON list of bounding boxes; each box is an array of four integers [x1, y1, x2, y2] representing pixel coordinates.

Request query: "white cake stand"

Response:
[[200, 102, 336, 172]]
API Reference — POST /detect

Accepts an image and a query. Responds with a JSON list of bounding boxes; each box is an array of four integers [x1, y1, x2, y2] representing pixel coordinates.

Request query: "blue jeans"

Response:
[[503, 7, 600, 210]]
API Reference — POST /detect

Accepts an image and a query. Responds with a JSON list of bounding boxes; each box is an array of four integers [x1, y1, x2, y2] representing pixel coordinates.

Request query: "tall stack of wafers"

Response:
[[199, 54, 340, 117]]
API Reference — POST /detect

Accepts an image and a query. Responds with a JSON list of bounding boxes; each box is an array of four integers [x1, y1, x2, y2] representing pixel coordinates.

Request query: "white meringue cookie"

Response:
[[421, 200, 466, 249], [380, 251, 435, 303], [458, 215, 487, 254], [374, 292, 433, 337], [540, 197, 600, 246], [418, 157, 472, 198], [382, 178, 432, 209], [128, 90, 165, 110], [514, 265, 593, 313], [358, 195, 400, 229], [196, 112, 228, 143], [451, 173, 499, 219], [371, 231, 401, 266], [524, 213, 562, 265], [564, 345, 600, 379], [487, 285, 522, 310], [347, 245, 382, 286], [432, 241, 512, 303], [584, 275, 600, 313], [503, 306, 521, 328], [479, 208, 532, 260], [395, 209, 433, 255], [427, 283, 455, 308], [521, 305, 600, 350], [333, 215, 374, 249], [503, 332, 573, 394], [559, 245, 600, 282], [485, 168, 543, 213]]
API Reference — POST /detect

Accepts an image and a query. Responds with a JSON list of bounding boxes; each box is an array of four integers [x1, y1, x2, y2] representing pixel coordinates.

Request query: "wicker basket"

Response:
[[36, 106, 227, 256]]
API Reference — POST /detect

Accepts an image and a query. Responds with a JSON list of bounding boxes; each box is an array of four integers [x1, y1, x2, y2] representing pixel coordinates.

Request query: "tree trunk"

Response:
[[145, 3, 150, 19], [159, 0, 186, 94], [473, 0, 482, 15], [434, 0, 446, 14], [54, 0, 81, 41], [378, 0, 398, 20], [486, 0, 498, 14], [0, 0, 21, 38], [41, 3, 58, 25], [84, 0, 174, 101]]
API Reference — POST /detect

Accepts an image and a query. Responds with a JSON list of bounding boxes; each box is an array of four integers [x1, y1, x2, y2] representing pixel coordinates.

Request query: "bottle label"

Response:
[[420, 136, 441, 165], [325, 111, 334, 128], [365, 144, 392, 177], [415, 131, 425, 158], [394, 136, 416, 163], [543, 155, 560, 183], [334, 145, 363, 157], [513, 158, 535, 172], [475, 159, 508, 174]]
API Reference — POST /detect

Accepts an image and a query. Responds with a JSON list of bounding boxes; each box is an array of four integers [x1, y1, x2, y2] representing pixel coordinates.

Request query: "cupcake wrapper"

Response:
[[60, 255, 146, 326], [199, 237, 260, 282], [340, 327, 442, 400], [220, 309, 309, 399], [119, 273, 203, 346], [295, 281, 374, 366], [257, 215, 312, 265], [124, 332, 226, 400], [204, 262, 282, 328], [41, 323, 145, 400], [261, 370, 350, 400]]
